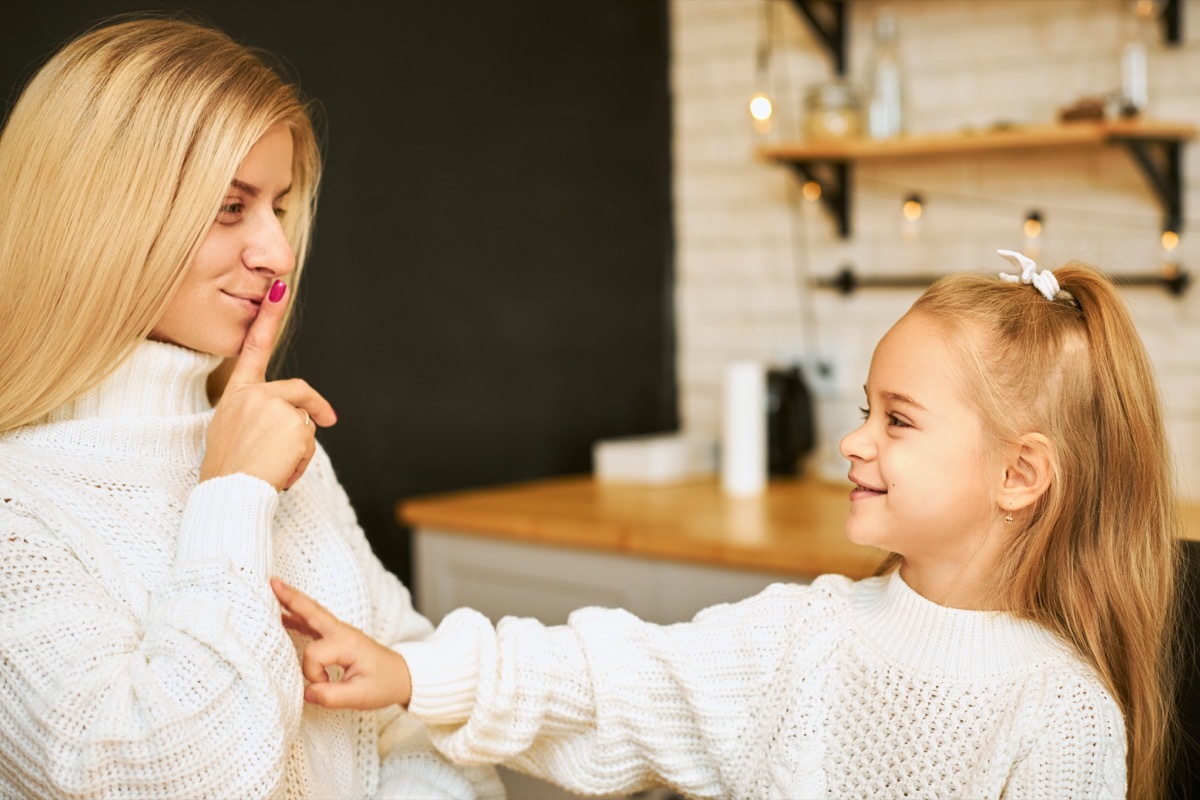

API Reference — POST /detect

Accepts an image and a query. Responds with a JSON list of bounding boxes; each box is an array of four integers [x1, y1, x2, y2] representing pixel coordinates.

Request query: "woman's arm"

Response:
[[0, 483, 302, 800]]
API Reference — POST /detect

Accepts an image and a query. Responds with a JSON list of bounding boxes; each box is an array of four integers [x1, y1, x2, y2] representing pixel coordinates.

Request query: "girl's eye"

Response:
[[274, 207, 287, 218], [859, 406, 870, 421], [887, 413, 911, 428]]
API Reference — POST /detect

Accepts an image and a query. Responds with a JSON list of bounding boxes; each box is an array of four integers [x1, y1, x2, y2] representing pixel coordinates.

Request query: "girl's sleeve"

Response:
[[0, 474, 302, 800], [395, 585, 799, 799], [1003, 677, 1127, 800], [303, 445, 505, 800]]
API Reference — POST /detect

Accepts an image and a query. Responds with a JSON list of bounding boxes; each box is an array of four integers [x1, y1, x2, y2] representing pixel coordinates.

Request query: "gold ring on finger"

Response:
[[298, 408, 311, 428]]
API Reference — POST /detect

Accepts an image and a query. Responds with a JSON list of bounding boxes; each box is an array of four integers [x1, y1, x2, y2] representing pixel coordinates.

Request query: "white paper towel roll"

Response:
[[721, 360, 766, 496]]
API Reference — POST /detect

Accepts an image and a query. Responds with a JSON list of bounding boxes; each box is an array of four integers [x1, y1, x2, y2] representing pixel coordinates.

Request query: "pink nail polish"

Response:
[[269, 280, 287, 303]]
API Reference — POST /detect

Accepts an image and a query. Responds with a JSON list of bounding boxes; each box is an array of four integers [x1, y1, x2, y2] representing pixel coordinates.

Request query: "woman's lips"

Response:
[[223, 290, 263, 314]]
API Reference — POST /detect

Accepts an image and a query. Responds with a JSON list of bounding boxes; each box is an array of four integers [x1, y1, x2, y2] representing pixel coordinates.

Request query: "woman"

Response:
[[0, 15, 500, 799]]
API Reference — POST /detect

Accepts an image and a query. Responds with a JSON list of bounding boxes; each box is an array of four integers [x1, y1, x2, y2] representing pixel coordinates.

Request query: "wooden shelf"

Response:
[[757, 120, 1196, 161], [757, 119, 1197, 237]]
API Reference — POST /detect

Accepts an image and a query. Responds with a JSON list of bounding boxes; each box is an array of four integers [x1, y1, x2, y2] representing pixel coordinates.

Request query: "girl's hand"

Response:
[[201, 281, 336, 491], [271, 577, 413, 709]]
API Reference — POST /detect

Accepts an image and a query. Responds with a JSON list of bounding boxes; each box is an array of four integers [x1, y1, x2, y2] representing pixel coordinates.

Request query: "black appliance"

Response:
[[767, 365, 816, 476]]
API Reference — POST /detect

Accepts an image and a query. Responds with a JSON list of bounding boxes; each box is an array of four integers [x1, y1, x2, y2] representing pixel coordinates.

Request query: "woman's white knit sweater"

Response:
[[0, 341, 502, 800], [398, 570, 1128, 799]]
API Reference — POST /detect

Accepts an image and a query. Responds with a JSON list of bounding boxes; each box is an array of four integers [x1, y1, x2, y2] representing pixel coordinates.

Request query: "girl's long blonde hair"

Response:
[[881, 265, 1179, 799], [0, 15, 322, 432]]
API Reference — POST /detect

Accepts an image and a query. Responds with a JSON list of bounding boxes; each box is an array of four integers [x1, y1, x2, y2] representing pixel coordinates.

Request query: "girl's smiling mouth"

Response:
[[848, 473, 887, 500]]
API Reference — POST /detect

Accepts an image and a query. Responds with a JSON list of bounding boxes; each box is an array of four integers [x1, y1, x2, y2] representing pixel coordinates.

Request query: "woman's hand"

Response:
[[272, 577, 413, 709], [201, 280, 336, 490]]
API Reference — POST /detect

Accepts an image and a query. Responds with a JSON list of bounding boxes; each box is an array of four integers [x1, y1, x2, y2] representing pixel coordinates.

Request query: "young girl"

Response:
[[0, 16, 500, 799], [274, 251, 1179, 799]]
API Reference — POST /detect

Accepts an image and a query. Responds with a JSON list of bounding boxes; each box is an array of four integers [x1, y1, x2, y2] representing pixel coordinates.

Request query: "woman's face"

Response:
[[150, 122, 295, 357]]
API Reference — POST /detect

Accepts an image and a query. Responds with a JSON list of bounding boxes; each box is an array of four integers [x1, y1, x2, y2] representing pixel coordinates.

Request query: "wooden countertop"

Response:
[[399, 475, 1200, 581], [399, 476, 886, 579]]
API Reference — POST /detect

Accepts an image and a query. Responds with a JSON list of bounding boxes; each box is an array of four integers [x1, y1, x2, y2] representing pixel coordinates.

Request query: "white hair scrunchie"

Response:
[[997, 249, 1060, 301]]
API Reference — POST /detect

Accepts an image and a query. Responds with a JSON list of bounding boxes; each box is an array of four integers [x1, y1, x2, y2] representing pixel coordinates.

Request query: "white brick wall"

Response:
[[670, 0, 1200, 500]]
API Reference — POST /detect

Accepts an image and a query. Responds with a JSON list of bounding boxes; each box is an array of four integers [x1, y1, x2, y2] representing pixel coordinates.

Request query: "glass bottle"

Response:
[[1120, 0, 1162, 116], [867, 7, 904, 139]]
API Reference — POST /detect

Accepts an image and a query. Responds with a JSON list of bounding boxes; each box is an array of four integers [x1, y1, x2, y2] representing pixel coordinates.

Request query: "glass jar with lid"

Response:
[[803, 79, 864, 141]]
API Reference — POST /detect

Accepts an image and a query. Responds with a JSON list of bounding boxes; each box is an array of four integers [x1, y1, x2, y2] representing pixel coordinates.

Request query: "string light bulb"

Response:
[[1022, 210, 1043, 260], [901, 193, 922, 241], [749, 92, 774, 134], [749, 0, 776, 137], [802, 181, 822, 202], [1161, 229, 1181, 273]]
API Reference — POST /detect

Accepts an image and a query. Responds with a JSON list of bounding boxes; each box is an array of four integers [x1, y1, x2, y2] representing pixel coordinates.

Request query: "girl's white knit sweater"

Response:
[[0, 341, 502, 800], [398, 569, 1128, 799]]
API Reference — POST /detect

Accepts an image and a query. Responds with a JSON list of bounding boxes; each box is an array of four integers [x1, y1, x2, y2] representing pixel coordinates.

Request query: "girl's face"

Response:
[[150, 122, 295, 357], [840, 312, 1004, 582]]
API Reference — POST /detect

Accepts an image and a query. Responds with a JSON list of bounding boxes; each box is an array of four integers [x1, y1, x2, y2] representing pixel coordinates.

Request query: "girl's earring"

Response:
[[1004, 512, 1014, 524]]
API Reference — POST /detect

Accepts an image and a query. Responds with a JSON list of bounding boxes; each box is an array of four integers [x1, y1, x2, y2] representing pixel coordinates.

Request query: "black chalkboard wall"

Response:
[[1, 1, 676, 595]]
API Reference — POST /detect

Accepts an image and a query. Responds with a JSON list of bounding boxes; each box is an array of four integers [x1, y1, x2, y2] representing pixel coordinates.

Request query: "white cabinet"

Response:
[[414, 528, 802, 626]]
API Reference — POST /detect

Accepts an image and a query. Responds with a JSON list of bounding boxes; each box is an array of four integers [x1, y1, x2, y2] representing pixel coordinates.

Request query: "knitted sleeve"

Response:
[[300, 445, 505, 800], [397, 582, 811, 799], [1003, 674, 1127, 799], [0, 476, 303, 800]]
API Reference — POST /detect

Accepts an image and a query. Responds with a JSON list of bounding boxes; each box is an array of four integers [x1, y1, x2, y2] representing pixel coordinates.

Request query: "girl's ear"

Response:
[[998, 433, 1054, 513]]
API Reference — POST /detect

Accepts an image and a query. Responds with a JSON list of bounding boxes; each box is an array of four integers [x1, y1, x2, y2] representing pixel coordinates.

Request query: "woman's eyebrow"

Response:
[[229, 178, 292, 200]]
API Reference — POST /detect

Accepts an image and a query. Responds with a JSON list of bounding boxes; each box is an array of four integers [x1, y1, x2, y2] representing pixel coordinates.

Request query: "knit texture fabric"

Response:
[[0, 341, 502, 800], [399, 571, 1127, 799]]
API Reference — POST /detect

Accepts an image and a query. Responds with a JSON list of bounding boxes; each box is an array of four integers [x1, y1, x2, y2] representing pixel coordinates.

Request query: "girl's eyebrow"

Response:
[[229, 178, 292, 201], [883, 390, 926, 410], [864, 385, 928, 411]]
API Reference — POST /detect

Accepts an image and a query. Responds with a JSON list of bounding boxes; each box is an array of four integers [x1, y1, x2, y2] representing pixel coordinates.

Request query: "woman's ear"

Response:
[[998, 433, 1054, 513]]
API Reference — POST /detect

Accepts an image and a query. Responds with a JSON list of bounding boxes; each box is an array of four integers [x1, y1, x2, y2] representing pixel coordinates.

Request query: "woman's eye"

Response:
[[274, 207, 287, 218], [216, 202, 243, 223]]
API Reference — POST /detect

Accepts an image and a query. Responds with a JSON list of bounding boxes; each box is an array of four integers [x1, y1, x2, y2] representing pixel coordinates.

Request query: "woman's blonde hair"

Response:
[[0, 15, 322, 432], [880, 264, 1179, 799]]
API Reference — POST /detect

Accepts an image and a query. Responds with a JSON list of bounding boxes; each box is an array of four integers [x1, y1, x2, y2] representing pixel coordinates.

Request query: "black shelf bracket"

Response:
[[789, 0, 847, 75], [1114, 136, 1184, 233], [786, 160, 852, 238], [813, 264, 1191, 297], [1164, 0, 1182, 44]]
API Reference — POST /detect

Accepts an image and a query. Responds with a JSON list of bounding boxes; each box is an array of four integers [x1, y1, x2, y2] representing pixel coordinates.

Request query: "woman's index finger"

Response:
[[228, 279, 288, 386]]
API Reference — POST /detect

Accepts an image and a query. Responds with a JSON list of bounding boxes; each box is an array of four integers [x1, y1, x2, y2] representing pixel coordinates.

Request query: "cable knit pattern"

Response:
[[0, 341, 502, 800], [399, 572, 1127, 799]]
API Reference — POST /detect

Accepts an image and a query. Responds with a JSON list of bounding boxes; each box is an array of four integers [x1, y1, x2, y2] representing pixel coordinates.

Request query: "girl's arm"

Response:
[[274, 577, 801, 799]]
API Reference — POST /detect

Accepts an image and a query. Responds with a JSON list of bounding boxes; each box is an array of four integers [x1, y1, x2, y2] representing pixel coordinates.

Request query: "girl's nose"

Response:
[[839, 419, 874, 462], [243, 213, 294, 277]]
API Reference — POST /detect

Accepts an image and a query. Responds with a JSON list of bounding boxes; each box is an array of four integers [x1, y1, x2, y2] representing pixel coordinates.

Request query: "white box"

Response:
[[593, 433, 718, 484]]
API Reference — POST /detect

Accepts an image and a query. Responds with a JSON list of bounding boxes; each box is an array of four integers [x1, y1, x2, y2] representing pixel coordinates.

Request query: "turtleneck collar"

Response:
[[851, 569, 1069, 679], [47, 340, 224, 422], [2, 341, 225, 463]]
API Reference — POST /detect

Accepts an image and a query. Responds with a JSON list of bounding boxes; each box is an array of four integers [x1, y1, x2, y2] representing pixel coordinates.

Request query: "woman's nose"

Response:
[[243, 212, 294, 277]]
